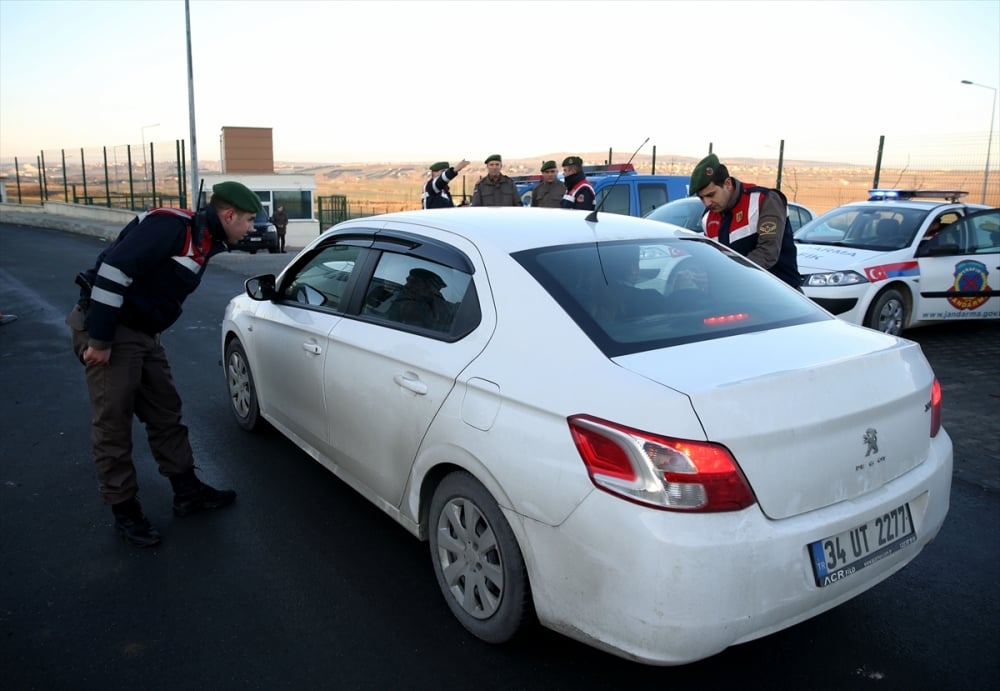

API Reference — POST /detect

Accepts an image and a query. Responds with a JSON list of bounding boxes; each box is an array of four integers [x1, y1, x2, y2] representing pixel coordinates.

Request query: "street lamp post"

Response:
[[140, 123, 160, 185], [961, 80, 997, 204]]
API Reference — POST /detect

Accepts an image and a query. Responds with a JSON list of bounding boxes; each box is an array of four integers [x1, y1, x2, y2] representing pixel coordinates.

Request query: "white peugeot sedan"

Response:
[[222, 207, 952, 666], [795, 190, 998, 334]]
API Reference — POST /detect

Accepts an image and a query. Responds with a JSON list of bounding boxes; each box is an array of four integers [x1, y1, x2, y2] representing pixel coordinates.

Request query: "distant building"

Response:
[[202, 127, 319, 245]]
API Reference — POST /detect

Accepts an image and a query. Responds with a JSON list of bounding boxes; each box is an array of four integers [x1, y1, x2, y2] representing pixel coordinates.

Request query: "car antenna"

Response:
[[585, 137, 649, 223]]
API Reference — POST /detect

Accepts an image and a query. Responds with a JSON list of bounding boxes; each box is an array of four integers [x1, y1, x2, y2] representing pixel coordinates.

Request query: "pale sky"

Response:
[[1, 0, 998, 166]]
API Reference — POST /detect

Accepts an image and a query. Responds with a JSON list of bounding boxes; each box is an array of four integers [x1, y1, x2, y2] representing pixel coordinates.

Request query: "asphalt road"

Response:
[[1, 222, 997, 690]]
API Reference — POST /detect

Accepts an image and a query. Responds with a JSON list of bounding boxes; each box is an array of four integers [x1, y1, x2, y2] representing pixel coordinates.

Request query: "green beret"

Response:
[[689, 153, 727, 195], [562, 155, 583, 168], [430, 161, 449, 172], [211, 181, 262, 213], [485, 154, 502, 164], [409, 267, 446, 289], [541, 160, 557, 171]]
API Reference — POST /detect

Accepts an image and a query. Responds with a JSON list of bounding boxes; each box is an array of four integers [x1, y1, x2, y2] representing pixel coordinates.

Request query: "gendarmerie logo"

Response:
[[863, 428, 879, 457], [947, 260, 991, 311]]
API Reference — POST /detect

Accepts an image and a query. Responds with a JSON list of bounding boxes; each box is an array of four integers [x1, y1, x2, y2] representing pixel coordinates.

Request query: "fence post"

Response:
[[651, 145, 657, 175], [103, 147, 111, 207], [62, 149, 69, 202], [177, 140, 187, 209], [39, 153, 47, 202], [149, 142, 156, 208], [872, 135, 885, 190], [80, 148, 89, 204], [127, 145, 135, 210], [776, 140, 785, 190], [14, 156, 22, 204]]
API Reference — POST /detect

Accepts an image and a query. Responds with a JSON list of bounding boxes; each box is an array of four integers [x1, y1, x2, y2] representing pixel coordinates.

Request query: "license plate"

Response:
[[809, 503, 916, 587], [249, 237, 262, 242]]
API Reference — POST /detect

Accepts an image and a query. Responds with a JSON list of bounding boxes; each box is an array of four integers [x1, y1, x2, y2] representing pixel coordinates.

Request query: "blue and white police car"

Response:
[[794, 190, 999, 334]]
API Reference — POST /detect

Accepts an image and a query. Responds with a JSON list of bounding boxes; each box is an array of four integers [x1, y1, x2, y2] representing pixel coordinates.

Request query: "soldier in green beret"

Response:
[[471, 154, 522, 207], [529, 160, 567, 208], [423, 159, 470, 209], [65, 180, 262, 546], [561, 156, 595, 211], [689, 153, 801, 289]]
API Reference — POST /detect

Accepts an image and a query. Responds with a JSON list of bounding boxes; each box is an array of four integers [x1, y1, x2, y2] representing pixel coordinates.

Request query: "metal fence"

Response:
[[2, 131, 997, 218], [2, 140, 189, 210]]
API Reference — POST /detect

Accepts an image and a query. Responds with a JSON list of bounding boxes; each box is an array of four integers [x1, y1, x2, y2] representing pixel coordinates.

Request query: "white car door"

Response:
[[253, 244, 365, 449], [321, 248, 493, 507], [916, 208, 1000, 323]]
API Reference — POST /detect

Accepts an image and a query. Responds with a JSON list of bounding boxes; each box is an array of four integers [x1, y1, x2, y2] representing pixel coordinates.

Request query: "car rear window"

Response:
[[514, 238, 828, 357]]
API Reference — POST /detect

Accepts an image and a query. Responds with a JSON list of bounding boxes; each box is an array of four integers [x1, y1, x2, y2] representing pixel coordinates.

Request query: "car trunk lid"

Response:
[[614, 321, 935, 520]]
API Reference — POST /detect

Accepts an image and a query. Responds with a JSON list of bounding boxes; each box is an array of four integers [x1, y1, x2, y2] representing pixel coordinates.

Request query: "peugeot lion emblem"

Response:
[[863, 428, 879, 457]]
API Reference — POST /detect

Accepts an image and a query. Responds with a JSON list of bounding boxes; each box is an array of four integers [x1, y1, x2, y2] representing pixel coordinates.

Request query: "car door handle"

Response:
[[302, 343, 322, 355], [393, 372, 428, 395]]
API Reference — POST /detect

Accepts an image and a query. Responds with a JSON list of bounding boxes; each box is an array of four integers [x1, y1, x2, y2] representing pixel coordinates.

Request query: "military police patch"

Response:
[[760, 221, 778, 235]]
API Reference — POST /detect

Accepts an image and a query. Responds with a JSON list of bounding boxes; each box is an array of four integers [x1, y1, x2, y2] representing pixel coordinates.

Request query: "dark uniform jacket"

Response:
[[471, 174, 521, 206], [701, 178, 801, 288], [561, 171, 596, 210], [79, 207, 228, 346], [530, 180, 567, 208]]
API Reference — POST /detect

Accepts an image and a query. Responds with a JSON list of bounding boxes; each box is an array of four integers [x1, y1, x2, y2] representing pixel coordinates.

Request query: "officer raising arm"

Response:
[[423, 159, 470, 209]]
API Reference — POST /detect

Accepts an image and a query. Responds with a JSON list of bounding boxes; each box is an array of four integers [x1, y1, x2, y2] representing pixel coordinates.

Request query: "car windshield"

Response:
[[514, 237, 827, 357], [643, 198, 706, 231], [794, 206, 928, 250]]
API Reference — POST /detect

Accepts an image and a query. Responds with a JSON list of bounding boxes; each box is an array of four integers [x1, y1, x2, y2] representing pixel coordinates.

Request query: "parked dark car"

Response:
[[233, 210, 279, 254]]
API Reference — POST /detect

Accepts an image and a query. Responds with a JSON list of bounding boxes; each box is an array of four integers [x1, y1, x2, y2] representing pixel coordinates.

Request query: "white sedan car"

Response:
[[222, 207, 951, 665], [795, 190, 998, 334]]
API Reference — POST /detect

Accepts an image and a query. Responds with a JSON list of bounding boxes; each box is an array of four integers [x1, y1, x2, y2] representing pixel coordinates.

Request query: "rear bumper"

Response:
[[516, 429, 952, 665]]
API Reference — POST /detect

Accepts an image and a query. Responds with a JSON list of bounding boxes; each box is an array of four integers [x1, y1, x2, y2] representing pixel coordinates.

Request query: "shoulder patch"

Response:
[[759, 221, 778, 235]]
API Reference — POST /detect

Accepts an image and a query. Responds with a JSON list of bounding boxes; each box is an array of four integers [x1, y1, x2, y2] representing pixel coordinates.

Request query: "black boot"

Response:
[[171, 470, 236, 517], [111, 498, 162, 547]]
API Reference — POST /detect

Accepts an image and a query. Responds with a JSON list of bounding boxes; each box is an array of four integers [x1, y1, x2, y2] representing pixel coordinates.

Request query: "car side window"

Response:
[[637, 184, 668, 216], [280, 244, 363, 311], [362, 252, 479, 338], [596, 185, 630, 216], [967, 209, 1000, 255]]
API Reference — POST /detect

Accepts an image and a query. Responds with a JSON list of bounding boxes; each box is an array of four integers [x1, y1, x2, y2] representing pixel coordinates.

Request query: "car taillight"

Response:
[[930, 378, 942, 438], [567, 415, 756, 512]]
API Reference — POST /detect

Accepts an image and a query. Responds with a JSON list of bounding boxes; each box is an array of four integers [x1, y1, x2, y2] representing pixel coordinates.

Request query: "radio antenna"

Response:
[[586, 137, 649, 223]]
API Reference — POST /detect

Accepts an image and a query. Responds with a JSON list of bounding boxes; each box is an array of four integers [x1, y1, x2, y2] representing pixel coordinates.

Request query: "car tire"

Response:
[[865, 287, 907, 335], [429, 471, 532, 644], [224, 338, 263, 431]]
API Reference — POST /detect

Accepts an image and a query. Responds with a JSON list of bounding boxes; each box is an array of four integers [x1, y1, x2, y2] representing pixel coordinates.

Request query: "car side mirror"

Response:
[[245, 274, 276, 301]]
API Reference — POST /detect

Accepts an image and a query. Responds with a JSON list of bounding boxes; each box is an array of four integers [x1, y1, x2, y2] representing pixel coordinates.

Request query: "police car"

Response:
[[514, 163, 689, 216], [794, 190, 999, 334]]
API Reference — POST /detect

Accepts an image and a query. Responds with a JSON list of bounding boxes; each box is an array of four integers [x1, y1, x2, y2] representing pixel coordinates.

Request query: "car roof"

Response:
[[824, 200, 992, 212], [330, 208, 692, 255]]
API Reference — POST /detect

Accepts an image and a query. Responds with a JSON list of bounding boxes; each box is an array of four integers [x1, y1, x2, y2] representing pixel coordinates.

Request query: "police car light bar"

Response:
[[868, 189, 969, 202], [583, 163, 636, 176]]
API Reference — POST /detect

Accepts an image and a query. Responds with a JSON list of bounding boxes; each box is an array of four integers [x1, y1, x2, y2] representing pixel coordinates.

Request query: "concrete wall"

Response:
[[0, 201, 322, 249], [0, 201, 134, 241]]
